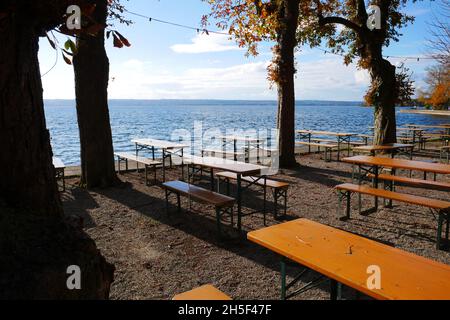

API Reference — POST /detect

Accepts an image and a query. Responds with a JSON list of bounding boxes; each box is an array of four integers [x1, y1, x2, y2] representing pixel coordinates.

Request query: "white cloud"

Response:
[[104, 56, 374, 101], [170, 33, 242, 54]]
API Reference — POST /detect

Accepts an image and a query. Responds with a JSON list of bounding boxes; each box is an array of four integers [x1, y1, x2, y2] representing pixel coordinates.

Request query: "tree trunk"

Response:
[[276, 0, 299, 168], [73, 0, 118, 188], [0, 1, 114, 299], [0, 3, 62, 216], [369, 55, 397, 145]]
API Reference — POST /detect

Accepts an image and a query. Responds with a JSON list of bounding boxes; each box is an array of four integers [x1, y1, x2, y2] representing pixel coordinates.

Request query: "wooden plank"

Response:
[[219, 135, 264, 143], [173, 285, 232, 300], [216, 171, 289, 189], [296, 130, 356, 137], [247, 219, 450, 300], [342, 156, 450, 175], [335, 183, 450, 210], [184, 155, 266, 176], [114, 152, 161, 166], [162, 181, 234, 207], [296, 142, 338, 148], [132, 138, 189, 149], [52, 157, 65, 169], [353, 144, 413, 152], [369, 173, 450, 191]]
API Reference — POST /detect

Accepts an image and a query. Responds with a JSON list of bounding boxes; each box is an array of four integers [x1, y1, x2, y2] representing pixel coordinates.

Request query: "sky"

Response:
[[38, 0, 441, 101]]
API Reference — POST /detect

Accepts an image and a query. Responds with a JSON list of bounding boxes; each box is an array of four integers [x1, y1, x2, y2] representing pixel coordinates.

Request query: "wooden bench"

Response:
[[248, 218, 450, 300], [173, 284, 232, 300], [161, 181, 235, 237], [215, 171, 289, 223], [440, 146, 450, 164], [296, 141, 338, 162], [201, 148, 246, 161], [335, 183, 450, 249], [114, 152, 162, 186], [367, 173, 450, 191]]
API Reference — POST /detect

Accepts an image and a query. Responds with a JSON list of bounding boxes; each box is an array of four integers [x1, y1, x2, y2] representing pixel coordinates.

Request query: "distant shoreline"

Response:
[[44, 99, 365, 107]]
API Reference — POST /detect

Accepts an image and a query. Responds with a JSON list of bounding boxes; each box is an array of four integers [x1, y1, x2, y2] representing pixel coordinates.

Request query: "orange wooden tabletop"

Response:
[[342, 155, 450, 174], [173, 284, 232, 300], [247, 219, 450, 300]]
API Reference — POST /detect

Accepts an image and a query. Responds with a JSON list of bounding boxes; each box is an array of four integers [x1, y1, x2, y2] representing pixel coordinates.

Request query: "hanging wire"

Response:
[[122, 8, 436, 62], [123, 9, 229, 36]]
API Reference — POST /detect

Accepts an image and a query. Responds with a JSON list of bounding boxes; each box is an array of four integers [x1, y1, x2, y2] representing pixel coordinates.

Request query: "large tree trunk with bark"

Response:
[[367, 48, 397, 145], [275, 0, 299, 168], [73, 0, 118, 188], [0, 0, 114, 299]]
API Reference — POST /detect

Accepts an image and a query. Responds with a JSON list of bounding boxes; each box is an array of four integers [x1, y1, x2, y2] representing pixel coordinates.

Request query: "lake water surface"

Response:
[[44, 100, 449, 165]]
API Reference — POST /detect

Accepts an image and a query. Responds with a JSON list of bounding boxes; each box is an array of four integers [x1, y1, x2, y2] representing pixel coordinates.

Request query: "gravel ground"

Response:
[[62, 153, 450, 300]]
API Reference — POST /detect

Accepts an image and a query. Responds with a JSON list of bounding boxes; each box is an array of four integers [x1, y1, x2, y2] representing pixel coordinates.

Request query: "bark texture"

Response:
[[275, 0, 299, 168], [0, 0, 114, 299], [73, 0, 118, 188]]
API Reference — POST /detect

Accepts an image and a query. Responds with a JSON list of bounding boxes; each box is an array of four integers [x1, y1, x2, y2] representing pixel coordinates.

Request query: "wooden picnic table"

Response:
[[296, 130, 357, 161], [219, 135, 265, 162], [342, 155, 450, 210], [353, 143, 414, 159], [406, 124, 450, 135], [248, 218, 450, 300], [132, 138, 189, 181], [53, 157, 66, 192], [183, 155, 268, 232]]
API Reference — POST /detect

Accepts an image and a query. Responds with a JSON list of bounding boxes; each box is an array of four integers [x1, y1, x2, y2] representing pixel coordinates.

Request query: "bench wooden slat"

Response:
[[202, 149, 245, 156], [296, 142, 338, 148], [162, 181, 234, 207], [173, 285, 232, 300], [114, 152, 162, 166], [335, 183, 450, 210], [248, 218, 450, 300], [368, 174, 450, 191], [216, 171, 289, 189]]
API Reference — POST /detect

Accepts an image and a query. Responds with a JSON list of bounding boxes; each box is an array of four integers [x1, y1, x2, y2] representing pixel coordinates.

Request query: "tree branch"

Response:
[[318, 16, 364, 34]]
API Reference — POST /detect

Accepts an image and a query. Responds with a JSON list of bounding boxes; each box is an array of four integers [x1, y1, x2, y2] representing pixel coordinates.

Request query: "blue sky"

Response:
[[39, 0, 440, 101]]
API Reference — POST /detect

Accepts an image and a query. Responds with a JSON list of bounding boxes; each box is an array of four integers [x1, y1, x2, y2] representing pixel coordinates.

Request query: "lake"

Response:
[[44, 100, 449, 165]]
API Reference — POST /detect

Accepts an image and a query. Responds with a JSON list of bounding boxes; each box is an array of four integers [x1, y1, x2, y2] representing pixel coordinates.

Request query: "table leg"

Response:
[[308, 134, 311, 153], [162, 149, 166, 182], [181, 148, 185, 181], [373, 165, 379, 211], [347, 137, 351, 156], [337, 137, 341, 161], [280, 258, 287, 300], [237, 173, 242, 232], [210, 168, 214, 191], [135, 143, 139, 171]]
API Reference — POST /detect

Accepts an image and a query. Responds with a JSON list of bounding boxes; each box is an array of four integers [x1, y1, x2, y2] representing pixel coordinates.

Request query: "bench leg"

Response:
[[273, 189, 279, 219], [263, 185, 267, 226], [280, 259, 287, 300], [216, 207, 222, 240], [145, 165, 149, 186], [164, 189, 169, 215], [330, 279, 342, 300], [62, 169, 65, 192], [177, 194, 181, 214]]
